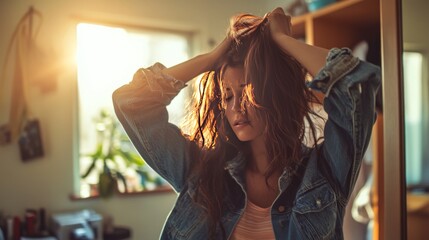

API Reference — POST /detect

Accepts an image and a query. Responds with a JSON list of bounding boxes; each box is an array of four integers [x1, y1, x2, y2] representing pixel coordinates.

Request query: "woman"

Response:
[[113, 7, 380, 240]]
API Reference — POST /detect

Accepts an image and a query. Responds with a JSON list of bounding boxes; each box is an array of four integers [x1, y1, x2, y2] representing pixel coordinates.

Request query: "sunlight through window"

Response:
[[403, 51, 423, 185], [76, 23, 190, 197]]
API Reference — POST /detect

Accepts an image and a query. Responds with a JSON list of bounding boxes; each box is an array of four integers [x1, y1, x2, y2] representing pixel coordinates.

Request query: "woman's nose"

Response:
[[231, 96, 243, 112]]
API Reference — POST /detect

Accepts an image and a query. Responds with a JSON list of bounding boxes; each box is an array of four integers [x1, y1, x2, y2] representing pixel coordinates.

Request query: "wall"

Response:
[[0, 0, 293, 239]]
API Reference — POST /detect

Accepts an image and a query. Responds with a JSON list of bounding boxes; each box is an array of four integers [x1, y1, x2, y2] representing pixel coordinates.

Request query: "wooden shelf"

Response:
[[292, 0, 380, 48]]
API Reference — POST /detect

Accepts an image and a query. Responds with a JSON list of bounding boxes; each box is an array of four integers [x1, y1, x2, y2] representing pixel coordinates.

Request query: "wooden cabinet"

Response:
[[292, 0, 381, 103], [292, 0, 380, 65], [291, 1, 383, 239]]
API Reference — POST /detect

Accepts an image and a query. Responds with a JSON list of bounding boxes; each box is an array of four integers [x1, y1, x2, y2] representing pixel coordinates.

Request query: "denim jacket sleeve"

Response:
[[307, 48, 381, 199], [112, 63, 195, 193]]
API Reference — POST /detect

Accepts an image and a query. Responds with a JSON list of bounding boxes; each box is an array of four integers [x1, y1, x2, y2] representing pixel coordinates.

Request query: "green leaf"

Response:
[[80, 143, 103, 159], [106, 153, 120, 169], [100, 109, 109, 118], [90, 143, 103, 158], [112, 150, 131, 168], [112, 149, 144, 167], [81, 159, 97, 179], [81, 143, 105, 179], [129, 152, 145, 166], [115, 171, 128, 193], [103, 159, 110, 173]]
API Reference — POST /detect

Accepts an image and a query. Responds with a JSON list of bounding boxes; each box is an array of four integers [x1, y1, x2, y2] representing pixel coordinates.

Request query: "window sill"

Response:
[[69, 185, 174, 201]]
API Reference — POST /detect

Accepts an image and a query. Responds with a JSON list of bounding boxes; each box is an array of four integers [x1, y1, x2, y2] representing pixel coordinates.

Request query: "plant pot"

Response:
[[98, 172, 117, 198]]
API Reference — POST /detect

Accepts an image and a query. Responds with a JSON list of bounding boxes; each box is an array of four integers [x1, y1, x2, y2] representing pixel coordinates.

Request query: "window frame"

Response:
[[73, 20, 196, 198]]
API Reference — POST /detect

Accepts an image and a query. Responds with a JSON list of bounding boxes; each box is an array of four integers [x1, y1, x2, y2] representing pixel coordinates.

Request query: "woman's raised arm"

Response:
[[162, 37, 232, 83], [267, 7, 329, 77], [267, 7, 381, 199]]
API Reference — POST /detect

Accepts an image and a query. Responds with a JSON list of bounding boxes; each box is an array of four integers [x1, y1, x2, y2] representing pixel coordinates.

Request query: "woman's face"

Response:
[[221, 66, 265, 143]]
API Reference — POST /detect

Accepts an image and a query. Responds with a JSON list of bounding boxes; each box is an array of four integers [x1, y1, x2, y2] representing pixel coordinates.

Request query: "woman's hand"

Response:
[[266, 7, 292, 44], [206, 37, 232, 70], [264, 7, 329, 77]]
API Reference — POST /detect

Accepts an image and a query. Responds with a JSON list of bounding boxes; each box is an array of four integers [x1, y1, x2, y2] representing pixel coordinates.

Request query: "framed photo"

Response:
[[19, 119, 44, 161]]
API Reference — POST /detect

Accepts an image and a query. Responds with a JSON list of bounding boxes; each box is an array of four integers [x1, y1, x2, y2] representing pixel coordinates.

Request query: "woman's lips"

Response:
[[234, 120, 250, 127]]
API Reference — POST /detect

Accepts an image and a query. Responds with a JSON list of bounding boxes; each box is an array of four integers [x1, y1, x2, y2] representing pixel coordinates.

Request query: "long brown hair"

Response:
[[187, 13, 322, 239]]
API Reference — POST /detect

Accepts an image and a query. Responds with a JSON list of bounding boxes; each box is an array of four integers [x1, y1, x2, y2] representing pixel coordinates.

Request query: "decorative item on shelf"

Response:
[[81, 109, 163, 198], [0, 208, 54, 240], [285, 0, 309, 16], [305, 0, 336, 12]]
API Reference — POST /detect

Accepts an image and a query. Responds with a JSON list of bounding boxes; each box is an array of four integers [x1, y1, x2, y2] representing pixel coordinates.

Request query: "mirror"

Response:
[[0, 0, 386, 239], [402, 0, 429, 239]]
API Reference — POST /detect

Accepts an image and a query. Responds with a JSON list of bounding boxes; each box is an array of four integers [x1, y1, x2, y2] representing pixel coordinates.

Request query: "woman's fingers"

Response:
[[271, 7, 285, 15], [264, 7, 284, 20], [267, 7, 292, 37], [208, 37, 232, 70]]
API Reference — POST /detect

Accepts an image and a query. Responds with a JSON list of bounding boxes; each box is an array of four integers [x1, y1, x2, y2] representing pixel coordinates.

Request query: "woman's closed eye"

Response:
[[225, 95, 233, 102]]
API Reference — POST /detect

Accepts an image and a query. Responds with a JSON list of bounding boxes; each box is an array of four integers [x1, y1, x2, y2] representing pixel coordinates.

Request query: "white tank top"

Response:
[[230, 200, 276, 240]]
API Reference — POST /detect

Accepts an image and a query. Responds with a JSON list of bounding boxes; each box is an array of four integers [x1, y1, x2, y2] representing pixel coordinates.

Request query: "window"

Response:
[[76, 23, 191, 197], [403, 51, 424, 185]]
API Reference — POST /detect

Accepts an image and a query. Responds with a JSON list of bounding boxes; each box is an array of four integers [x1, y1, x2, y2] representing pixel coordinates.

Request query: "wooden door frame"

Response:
[[379, 0, 407, 239]]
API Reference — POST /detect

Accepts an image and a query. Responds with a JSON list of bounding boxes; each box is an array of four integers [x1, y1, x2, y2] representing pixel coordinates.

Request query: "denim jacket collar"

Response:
[[224, 151, 247, 189], [223, 147, 311, 193]]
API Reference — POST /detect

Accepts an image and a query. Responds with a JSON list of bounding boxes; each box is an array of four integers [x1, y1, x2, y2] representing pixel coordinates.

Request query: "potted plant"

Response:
[[81, 109, 147, 197]]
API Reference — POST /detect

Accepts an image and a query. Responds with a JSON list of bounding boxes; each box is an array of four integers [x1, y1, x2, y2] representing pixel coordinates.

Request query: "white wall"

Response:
[[0, 0, 292, 239]]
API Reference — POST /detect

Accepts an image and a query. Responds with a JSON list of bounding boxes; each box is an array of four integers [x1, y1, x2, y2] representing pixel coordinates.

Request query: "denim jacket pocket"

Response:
[[166, 193, 206, 239], [292, 181, 338, 239]]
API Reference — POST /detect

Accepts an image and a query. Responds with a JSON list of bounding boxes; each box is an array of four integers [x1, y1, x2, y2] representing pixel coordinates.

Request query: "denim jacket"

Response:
[[113, 48, 381, 240]]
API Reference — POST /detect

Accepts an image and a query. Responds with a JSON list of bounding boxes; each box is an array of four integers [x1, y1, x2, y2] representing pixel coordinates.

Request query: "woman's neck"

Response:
[[248, 135, 269, 175]]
